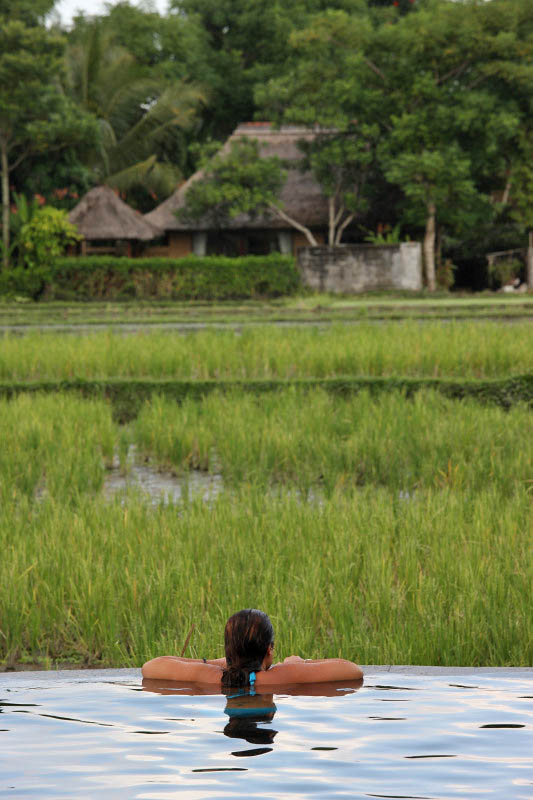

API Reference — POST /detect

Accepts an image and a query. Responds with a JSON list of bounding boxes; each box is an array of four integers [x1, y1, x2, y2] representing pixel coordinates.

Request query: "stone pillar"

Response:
[[192, 232, 207, 256], [277, 231, 292, 255]]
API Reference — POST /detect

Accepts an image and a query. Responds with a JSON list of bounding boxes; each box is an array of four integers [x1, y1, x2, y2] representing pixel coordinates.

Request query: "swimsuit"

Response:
[[225, 671, 276, 717]]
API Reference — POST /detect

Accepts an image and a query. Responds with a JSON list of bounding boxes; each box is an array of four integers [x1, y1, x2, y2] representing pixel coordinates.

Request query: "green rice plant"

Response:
[[0, 394, 115, 503], [0, 321, 531, 381], [0, 391, 530, 669], [1, 486, 531, 667], [133, 389, 533, 496]]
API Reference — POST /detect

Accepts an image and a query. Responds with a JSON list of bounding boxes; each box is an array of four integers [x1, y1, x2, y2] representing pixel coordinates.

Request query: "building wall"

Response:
[[144, 232, 192, 258], [298, 242, 422, 293], [143, 229, 330, 259]]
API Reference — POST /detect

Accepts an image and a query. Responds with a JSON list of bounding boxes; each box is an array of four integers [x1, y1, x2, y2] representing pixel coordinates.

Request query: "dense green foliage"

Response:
[[180, 138, 288, 229], [0, 17, 97, 267], [2, 0, 533, 288], [18, 207, 80, 270], [0, 254, 300, 300]]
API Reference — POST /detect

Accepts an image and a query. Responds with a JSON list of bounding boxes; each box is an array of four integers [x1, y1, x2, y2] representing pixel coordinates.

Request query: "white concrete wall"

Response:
[[298, 242, 423, 292]]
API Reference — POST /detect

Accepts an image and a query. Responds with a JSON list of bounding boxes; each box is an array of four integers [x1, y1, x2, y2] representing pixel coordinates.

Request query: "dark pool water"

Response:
[[1, 671, 531, 799]]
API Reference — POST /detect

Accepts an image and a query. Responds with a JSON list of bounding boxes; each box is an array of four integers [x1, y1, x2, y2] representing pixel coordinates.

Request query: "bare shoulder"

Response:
[[141, 656, 222, 684], [257, 659, 363, 686]]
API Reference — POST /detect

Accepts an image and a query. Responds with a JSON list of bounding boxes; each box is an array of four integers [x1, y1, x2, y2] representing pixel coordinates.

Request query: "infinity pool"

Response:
[[1, 669, 531, 799]]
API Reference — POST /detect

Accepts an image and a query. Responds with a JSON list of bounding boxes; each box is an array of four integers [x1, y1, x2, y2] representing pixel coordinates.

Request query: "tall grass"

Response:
[[1, 487, 531, 667], [0, 394, 115, 503], [1, 321, 531, 380], [134, 389, 533, 495], [1, 391, 531, 668]]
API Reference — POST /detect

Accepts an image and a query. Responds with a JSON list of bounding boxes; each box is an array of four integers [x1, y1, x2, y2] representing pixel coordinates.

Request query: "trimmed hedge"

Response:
[[1, 374, 531, 422], [0, 254, 301, 301]]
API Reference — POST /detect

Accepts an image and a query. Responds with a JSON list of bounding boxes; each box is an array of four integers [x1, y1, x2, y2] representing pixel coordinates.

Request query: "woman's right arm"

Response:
[[141, 656, 223, 682]]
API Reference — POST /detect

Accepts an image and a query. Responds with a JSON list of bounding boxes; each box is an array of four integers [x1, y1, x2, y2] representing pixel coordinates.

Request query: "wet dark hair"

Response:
[[223, 718, 277, 745], [221, 609, 274, 688]]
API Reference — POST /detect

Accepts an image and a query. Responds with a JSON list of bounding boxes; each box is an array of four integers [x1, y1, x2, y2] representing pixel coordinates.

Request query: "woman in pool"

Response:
[[142, 608, 363, 686]]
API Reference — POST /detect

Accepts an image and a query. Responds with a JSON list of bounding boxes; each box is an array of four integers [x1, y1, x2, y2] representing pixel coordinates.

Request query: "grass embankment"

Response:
[[0, 294, 533, 326], [1, 392, 531, 668]]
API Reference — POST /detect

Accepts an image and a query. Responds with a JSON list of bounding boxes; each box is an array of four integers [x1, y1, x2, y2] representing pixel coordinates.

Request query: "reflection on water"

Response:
[[1, 672, 531, 799], [102, 445, 223, 506], [222, 691, 278, 752]]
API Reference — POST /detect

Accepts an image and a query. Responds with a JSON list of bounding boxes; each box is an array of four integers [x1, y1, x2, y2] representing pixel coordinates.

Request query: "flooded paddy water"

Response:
[[2, 316, 533, 336], [102, 445, 223, 506], [1, 668, 532, 799]]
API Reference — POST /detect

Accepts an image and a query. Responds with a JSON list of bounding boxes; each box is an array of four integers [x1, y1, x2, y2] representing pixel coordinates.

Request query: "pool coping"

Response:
[[1, 665, 532, 685]]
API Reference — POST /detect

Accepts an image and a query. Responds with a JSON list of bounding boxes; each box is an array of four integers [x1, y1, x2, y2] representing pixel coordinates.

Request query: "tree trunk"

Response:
[[334, 212, 355, 245], [1, 138, 9, 271], [328, 196, 335, 246], [270, 203, 318, 247], [424, 201, 436, 291]]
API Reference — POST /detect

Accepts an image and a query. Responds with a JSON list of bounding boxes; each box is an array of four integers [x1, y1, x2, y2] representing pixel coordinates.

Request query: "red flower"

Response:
[[393, 1, 399, 5], [34, 193, 46, 206]]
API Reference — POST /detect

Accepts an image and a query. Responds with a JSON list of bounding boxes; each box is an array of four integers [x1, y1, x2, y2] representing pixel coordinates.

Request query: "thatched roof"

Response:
[[144, 123, 329, 232], [69, 186, 160, 241]]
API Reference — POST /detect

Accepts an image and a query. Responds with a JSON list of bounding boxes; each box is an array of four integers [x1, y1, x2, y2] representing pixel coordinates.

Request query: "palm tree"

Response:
[[65, 21, 204, 203]]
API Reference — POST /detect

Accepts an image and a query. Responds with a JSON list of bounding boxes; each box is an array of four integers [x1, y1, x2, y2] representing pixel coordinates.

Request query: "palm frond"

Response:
[[105, 155, 181, 197]]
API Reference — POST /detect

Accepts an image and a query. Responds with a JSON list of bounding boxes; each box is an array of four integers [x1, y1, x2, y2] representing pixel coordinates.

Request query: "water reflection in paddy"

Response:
[[1, 672, 531, 799]]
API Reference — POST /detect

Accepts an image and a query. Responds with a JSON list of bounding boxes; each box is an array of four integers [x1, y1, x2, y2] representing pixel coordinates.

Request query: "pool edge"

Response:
[[1, 664, 532, 685]]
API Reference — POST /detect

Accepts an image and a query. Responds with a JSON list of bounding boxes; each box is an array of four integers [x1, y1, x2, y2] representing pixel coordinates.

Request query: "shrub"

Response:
[[488, 257, 523, 290], [42, 254, 300, 301], [0, 207, 80, 299]]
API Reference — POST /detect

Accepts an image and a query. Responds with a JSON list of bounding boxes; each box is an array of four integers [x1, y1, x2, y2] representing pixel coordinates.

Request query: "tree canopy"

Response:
[[0, 17, 96, 267], [3, 0, 533, 287]]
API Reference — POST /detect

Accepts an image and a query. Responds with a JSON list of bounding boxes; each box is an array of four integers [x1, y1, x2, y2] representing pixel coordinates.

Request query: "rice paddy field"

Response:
[[0, 321, 531, 380], [0, 319, 532, 670]]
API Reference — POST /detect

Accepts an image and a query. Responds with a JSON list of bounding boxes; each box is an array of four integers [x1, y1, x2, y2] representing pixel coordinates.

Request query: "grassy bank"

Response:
[[0, 392, 531, 668], [1, 294, 532, 326], [1, 322, 531, 380], [2, 375, 531, 424]]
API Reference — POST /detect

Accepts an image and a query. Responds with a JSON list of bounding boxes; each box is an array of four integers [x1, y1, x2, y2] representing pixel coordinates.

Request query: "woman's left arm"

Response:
[[259, 658, 363, 684]]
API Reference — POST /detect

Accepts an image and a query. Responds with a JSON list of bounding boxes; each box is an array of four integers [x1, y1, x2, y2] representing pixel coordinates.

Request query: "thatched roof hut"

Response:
[[145, 123, 329, 233], [70, 186, 160, 241]]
